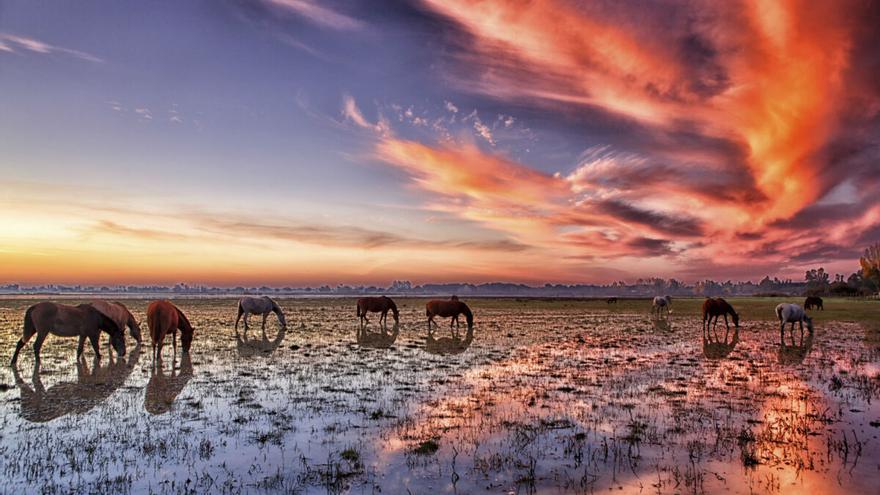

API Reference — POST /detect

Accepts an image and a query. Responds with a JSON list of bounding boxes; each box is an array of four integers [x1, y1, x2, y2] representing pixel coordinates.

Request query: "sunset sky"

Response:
[[1, 0, 879, 286]]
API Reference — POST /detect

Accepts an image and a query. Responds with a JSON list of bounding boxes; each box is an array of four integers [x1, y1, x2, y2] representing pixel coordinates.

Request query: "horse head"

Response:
[[803, 314, 814, 333], [84, 305, 126, 357], [731, 311, 740, 328]]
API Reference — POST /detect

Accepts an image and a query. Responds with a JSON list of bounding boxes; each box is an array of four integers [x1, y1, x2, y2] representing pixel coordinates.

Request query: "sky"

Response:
[[1, 0, 879, 286]]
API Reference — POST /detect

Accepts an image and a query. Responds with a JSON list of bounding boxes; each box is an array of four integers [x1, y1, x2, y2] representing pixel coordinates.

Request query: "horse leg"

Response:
[[88, 333, 101, 360], [10, 320, 39, 366], [32, 331, 49, 364], [234, 311, 242, 331], [172, 330, 177, 356], [243, 313, 250, 332], [77, 335, 86, 358]]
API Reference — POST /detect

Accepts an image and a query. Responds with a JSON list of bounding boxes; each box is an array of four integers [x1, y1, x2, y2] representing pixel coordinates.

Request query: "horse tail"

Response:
[[23, 305, 36, 338], [775, 304, 784, 322], [356, 301, 362, 318], [237, 299, 244, 317]]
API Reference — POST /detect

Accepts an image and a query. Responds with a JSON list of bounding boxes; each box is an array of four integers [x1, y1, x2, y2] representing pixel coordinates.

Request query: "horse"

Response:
[[426, 296, 473, 336], [356, 322, 400, 349], [606, 297, 618, 304], [425, 323, 474, 355], [356, 296, 399, 327], [146, 300, 194, 361], [803, 296, 824, 311], [145, 353, 193, 415], [775, 303, 813, 344], [90, 300, 142, 343], [235, 296, 287, 332], [701, 297, 739, 337], [652, 296, 672, 317], [11, 302, 126, 366], [13, 346, 140, 422]]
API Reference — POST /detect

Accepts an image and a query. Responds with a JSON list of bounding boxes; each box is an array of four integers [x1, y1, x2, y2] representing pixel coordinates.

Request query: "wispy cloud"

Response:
[[263, 0, 363, 31], [0, 33, 103, 63]]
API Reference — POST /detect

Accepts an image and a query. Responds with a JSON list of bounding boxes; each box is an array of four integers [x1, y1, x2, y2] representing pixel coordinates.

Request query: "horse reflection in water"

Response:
[[702, 327, 740, 360], [652, 317, 672, 332], [425, 324, 474, 355], [356, 323, 400, 349], [13, 345, 141, 423], [778, 329, 814, 365], [145, 353, 193, 415], [235, 325, 287, 358]]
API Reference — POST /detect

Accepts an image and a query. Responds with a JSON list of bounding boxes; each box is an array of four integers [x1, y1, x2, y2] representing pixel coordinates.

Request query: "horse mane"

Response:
[[459, 302, 474, 326], [175, 307, 194, 334]]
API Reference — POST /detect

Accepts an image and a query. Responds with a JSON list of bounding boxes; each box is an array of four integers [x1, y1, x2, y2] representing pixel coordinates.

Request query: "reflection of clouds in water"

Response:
[[235, 325, 287, 358], [356, 323, 399, 349], [144, 353, 193, 415], [14, 345, 141, 423]]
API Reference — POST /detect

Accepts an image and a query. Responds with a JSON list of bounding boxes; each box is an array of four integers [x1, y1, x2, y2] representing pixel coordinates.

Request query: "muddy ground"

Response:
[[0, 297, 877, 494]]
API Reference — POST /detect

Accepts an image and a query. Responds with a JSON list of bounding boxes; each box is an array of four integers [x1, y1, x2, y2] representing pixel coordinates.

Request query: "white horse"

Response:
[[235, 296, 287, 332], [775, 303, 813, 343], [652, 296, 672, 316]]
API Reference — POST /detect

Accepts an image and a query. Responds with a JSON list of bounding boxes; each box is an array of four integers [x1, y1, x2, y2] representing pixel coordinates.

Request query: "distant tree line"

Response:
[[3, 244, 878, 298]]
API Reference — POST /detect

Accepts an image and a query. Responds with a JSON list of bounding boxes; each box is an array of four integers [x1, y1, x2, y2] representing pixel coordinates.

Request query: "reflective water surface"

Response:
[[0, 298, 878, 494]]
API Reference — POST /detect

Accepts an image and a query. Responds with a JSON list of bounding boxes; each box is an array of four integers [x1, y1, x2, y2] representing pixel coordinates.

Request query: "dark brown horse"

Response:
[[606, 297, 618, 304], [803, 296, 823, 310], [426, 296, 473, 336], [356, 296, 399, 326], [11, 302, 126, 366], [146, 300, 194, 361], [701, 297, 739, 336]]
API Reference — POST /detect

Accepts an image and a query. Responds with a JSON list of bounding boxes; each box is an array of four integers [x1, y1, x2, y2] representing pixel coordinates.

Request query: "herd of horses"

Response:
[[8, 293, 823, 367]]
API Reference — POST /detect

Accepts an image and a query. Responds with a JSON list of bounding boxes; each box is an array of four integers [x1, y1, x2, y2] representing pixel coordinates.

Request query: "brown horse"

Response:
[[11, 302, 126, 366], [701, 297, 739, 336], [426, 296, 473, 336], [356, 296, 399, 327], [90, 299, 143, 343], [146, 300, 194, 361], [606, 297, 618, 304], [803, 296, 823, 310]]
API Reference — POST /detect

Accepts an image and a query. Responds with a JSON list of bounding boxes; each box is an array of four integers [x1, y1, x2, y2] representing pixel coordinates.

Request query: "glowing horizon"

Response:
[[1, 1, 878, 286]]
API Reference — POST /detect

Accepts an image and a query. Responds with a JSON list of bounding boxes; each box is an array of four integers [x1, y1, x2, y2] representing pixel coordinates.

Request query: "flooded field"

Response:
[[0, 297, 878, 494]]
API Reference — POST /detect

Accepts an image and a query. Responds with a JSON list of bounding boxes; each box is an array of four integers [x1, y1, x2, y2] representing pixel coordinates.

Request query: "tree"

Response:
[[860, 243, 880, 284]]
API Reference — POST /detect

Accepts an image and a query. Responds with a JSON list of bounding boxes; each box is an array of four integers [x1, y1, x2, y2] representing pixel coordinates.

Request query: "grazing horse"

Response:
[[11, 302, 126, 366], [356, 296, 399, 327], [426, 296, 473, 336], [90, 300, 142, 343], [775, 303, 813, 344], [606, 297, 618, 304], [147, 300, 194, 361], [652, 296, 672, 317], [235, 296, 287, 332], [701, 297, 739, 336], [803, 296, 824, 311]]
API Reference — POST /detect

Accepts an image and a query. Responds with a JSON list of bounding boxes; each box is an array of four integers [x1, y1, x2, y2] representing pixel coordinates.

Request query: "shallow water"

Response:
[[0, 298, 877, 494]]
